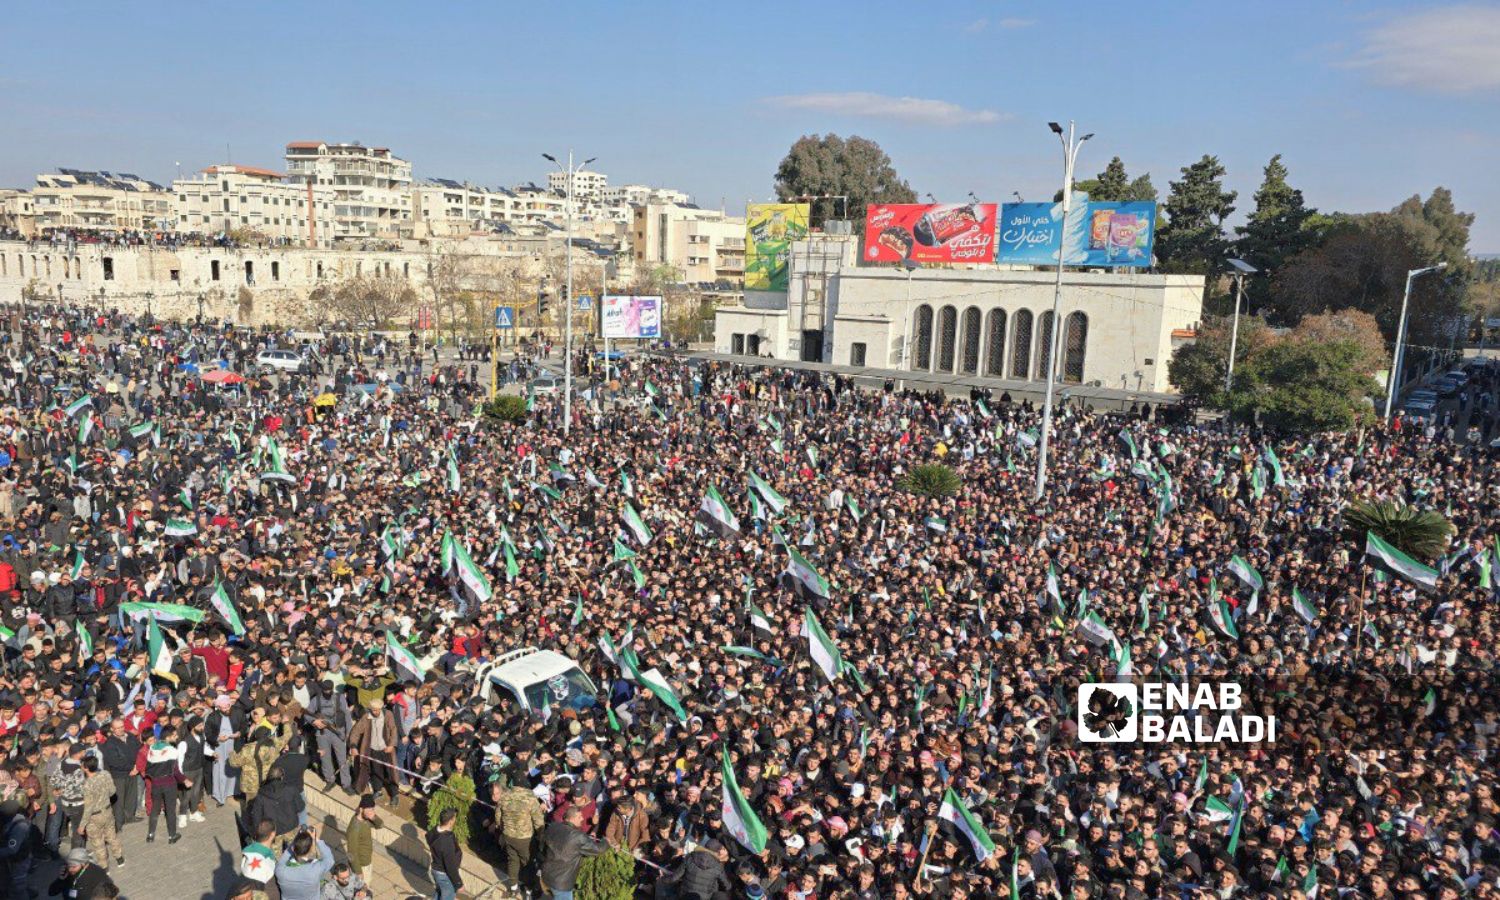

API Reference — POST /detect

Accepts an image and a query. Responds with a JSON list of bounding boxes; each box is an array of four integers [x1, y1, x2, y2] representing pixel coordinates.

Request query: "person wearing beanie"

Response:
[[344, 794, 382, 883], [47, 845, 118, 900], [141, 723, 191, 844]]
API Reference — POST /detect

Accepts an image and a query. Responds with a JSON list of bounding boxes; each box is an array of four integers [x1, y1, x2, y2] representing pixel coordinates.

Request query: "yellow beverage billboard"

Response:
[[745, 202, 809, 291]]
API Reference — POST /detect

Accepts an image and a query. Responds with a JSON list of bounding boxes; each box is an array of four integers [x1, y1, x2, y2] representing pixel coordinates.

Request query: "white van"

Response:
[[472, 648, 599, 714]]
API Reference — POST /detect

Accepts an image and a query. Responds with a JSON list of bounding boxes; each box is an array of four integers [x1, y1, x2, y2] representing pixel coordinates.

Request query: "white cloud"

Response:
[[965, 17, 989, 33], [764, 92, 1004, 126], [1348, 5, 1500, 92], [996, 17, 1035, 29]]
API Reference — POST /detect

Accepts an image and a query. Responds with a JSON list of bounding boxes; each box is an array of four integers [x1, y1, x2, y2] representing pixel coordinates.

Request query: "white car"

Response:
[[1404, 398, 1436, 417], [529, 373, 563, 395], [255, 349, 308, 373], [471, 647, 599, 714]]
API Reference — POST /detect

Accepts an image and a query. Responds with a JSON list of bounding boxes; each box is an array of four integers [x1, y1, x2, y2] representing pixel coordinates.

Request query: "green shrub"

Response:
[[424, 771, 477, 845], [899, 463, 961, 498], [576, 848, 636, 900], [482, 394, 529, 427]]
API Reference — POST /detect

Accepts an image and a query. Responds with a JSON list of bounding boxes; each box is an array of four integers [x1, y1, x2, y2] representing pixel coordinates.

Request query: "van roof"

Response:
[[488, 649, 580, 687]]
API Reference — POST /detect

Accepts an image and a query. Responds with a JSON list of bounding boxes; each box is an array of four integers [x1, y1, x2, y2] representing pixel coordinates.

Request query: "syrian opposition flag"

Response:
[[1291, 587, 1317, 624], [77, 414, 95, 445], [128, 422, 154, 441], [241, 843, 276, 883], [696, 485, 740, 539], [449, 538, 494, 604], [1227, 555, 1264, 593], [1203, 796, 1235, 823], [621, 503, 654, 546], [1113, 643, 1132, 683], [160, 516, 202, 542], [71, 549, 85, 579], [721, 747, 769, 854], [146, 615, 178, 683], [803, 607, 843, 681], [209, 581, 246, 636], [446, 450, 462, 493], [1365, 531, 1438, 589], [627, 659, 688, 723], [259, 438, 295, 484], [75, 620, 94, 657], [1207, 581, 1239, 639], [440, 531, 457, 575], [937, 788, 996, 862], [385, 630, 428, 683], [747, 601, 774, 635], [1077, 611, 1115, 647], [65, 395, 93, 418], [120, 601, 206, 624], [1046, 564, 1062, 607], [784, 547, 831, 599], [748, 472, 788, 515]]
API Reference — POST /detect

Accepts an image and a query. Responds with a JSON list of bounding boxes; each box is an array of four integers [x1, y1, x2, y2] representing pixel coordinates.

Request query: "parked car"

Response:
[[255, 349, 309, 373], [1405, 397, 1437, 416], [529, 372, 562, 395]]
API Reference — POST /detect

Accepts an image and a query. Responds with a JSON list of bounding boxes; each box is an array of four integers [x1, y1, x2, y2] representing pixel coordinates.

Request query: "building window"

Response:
[[271, 261, 280, 281], [316, 262, 324, 279], [985, 309, 1007, 377], [914, 305, 934, 370], [960, 307, 982, 375], [936, 306, 958, 373], [746, 334, 761, 355], [102, 257, 114, 281], [731, 333, 745, 354], [1010, 310, 1033, 379], [170, 269, 180, 282], [850, 342, 867, 367], [211, 260, 220, 281], [1064, 312, 1089, 383], [1036, 311, 1056, 381]]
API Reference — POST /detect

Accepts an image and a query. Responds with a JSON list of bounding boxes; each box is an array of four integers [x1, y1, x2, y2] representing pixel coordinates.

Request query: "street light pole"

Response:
[[1384, 262, 1448, 422], [543, 151, 596, 436], [899, 262, 919, 391], [1223, 259, 1258, 394], [1035, 120, 1092, 502]]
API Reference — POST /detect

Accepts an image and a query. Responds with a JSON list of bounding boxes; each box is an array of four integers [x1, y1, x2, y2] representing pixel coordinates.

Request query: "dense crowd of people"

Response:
[[0, 303, 1497, 900]]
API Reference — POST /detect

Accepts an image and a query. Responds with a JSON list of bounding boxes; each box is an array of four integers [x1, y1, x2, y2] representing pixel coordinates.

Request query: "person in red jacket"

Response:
[[191, 633, 231, 684]]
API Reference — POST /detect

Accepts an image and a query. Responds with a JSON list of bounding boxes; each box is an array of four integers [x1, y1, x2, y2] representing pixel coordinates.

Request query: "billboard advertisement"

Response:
[[862, 202, 999, 264], [997, 200, 1156, 267], [602, 295, 662, 339], [745, 203, 809, 291]]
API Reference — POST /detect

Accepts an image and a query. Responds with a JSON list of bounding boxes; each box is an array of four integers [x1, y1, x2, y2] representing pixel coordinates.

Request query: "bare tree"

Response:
[[425, 246, 464, 342], [330, 274, 417, 329]]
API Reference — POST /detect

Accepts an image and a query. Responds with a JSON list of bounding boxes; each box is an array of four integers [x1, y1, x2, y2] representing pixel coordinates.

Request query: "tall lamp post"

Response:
[[1223, 258, 1258, 393], [1034, 120, 1092, 501], [543, 151, 596, 436], [898, 261, 920, 390], [1384, 262, 1448, 422]]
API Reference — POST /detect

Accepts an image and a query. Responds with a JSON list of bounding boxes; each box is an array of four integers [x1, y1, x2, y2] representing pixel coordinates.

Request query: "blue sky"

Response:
[[2, 1, 1498, 249]]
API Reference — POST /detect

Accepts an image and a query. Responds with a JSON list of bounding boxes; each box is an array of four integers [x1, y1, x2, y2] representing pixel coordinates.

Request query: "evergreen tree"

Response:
[[1234, 155, 1314, 308], [1156, 155, 1237, 280], [1059, 157, 1158, 203]]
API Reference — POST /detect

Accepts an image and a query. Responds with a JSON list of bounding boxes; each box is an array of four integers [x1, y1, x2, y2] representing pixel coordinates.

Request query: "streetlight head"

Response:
[[1226, 258, 1258, 275], [1048, 122, 1063, 135], [583, 157, 597, 167], [541, 153, 557, 163], [1080, 133, 1095, 142]]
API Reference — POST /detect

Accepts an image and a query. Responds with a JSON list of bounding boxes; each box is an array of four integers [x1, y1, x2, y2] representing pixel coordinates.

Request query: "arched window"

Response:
[[1036, 310, 1056, 381], [960, 307, 982, 374], [936, 306, 958, 373], [913, 305, 934, 370], [1010, 310, 1033, 379], [984, 309, 1006, 377], [1064, 312, 1089, 383]]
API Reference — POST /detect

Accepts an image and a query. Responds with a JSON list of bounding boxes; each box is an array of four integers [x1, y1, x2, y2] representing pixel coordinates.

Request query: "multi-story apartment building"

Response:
[[0, 190, 37, 238], [283, 142, 412, 241], [173, 165, 337, 246], [32, 170, 174, 234], [602, 184, 690, 207], [546, 168, 607, 204], [631, 202, 745, 286]]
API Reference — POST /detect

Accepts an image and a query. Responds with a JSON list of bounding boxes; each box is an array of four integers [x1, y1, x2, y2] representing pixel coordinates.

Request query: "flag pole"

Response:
[[1354, 568, 1368, 655], [914, 821, 938, 890]]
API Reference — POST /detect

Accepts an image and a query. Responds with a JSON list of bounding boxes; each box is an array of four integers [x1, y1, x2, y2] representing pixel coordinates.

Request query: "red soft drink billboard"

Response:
[[862, 203, 998, 264]]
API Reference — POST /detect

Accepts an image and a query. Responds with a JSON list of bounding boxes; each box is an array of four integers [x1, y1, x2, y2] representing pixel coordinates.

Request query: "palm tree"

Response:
[[1344, 499, 1453, 561], [899, 463, 961, 498]]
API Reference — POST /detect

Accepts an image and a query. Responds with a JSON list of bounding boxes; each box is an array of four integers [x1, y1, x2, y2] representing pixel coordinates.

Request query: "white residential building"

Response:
[[283, 142, 412, 241], [32, 170, 174, 234], [632, 203, 745, 286], [546, 168, 607, 204], [602, 184, 689, 207], [173, 165, 337, 246]]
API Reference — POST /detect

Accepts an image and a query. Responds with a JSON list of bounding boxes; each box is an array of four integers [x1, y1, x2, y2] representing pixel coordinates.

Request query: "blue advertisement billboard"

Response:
[[997, 200, 1156, 267]]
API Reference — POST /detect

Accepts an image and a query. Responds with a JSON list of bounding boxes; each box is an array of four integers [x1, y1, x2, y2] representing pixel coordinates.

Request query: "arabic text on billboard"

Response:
[[745, 203, 809, 291], [602, 295, 662, 339], [862, 203, 998, 264], [997, 200, 1156, 267]]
